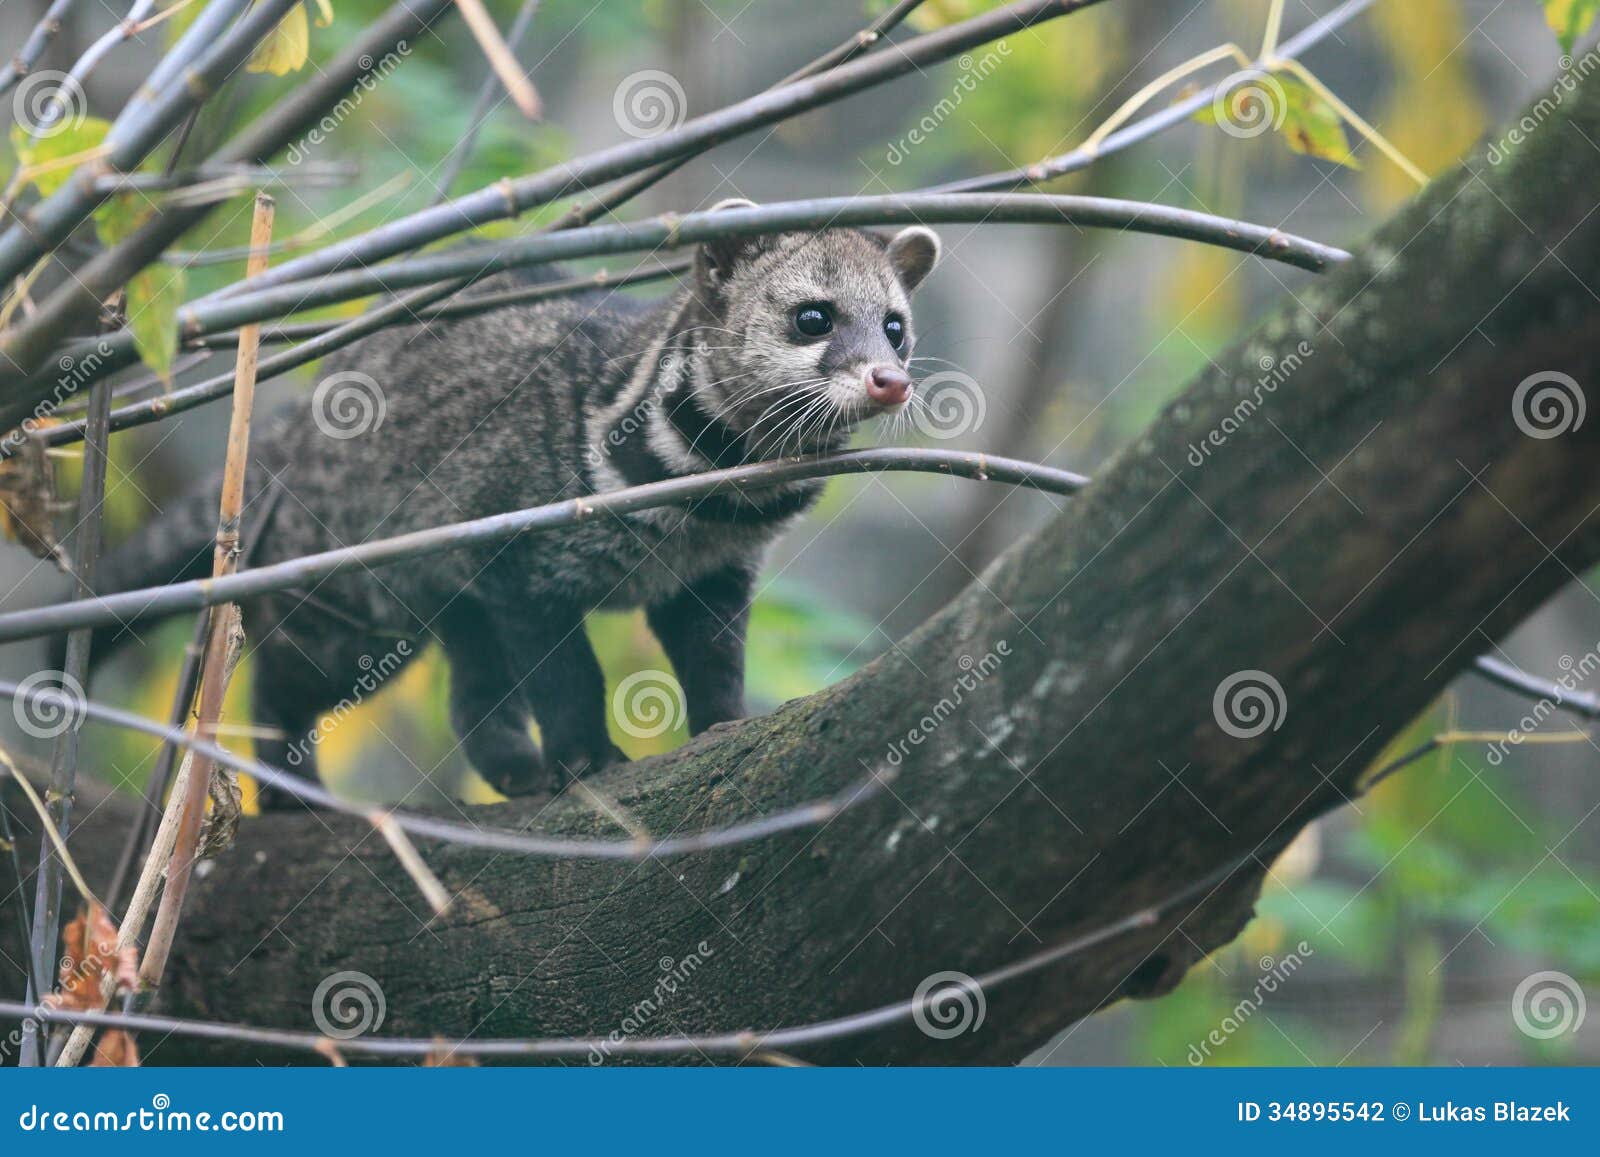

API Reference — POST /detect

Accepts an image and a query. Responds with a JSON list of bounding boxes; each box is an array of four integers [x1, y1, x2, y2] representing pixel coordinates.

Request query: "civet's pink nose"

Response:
[[866, 365, 912, 406]]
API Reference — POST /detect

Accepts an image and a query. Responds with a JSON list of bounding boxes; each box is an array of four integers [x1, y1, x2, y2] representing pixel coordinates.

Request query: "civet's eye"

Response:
[[883, 314, 906, 350], [794, 303, 833, 337]]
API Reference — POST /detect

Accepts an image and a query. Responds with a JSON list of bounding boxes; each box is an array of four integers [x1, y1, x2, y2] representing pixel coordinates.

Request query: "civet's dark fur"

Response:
[[73, 204, 940, 807]]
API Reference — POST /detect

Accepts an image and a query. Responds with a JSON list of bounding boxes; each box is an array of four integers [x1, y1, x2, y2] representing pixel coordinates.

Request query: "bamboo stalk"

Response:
[[134, 193, 273, 998], [451, 0, 540, 119]]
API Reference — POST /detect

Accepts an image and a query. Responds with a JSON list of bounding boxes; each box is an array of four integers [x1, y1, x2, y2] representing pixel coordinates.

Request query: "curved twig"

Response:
[[0, 448, 1089, 644], [182, 193, 1346, 341], [0, 678, 897, 860]]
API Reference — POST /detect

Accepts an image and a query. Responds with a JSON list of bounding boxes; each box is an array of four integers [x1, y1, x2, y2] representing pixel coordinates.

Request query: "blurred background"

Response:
[[0, 0, 1596, 1065]]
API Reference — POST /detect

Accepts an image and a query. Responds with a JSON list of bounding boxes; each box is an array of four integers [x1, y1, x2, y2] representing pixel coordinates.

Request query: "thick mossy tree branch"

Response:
[[9, 75, 1600, 1066]]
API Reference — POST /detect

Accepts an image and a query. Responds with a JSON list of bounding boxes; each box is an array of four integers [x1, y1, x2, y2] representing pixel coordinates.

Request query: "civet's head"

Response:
[[690, 199, 940, 457]]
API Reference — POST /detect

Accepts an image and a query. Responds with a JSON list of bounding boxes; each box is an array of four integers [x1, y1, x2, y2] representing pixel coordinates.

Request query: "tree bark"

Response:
[[7, 74, 1600, 1065]]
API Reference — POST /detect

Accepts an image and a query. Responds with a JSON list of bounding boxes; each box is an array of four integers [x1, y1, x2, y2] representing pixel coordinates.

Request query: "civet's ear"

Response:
[[886, 225, 941, 292], [698, 198, 762, 283]]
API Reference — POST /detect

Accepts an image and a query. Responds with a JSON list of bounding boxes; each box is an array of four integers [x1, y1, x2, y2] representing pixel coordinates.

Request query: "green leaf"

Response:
[[126, 263, 186, 384], [91, 191, 149, 250], [9, 116, 112, 198], [1194, 73, 1361, 170], [1544, 0, 1600, 55]]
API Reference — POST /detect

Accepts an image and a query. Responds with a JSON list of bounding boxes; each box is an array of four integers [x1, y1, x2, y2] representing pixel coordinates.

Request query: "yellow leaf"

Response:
[[1543, 0, 1600, 55], [1194, 73, 1360, 171], [9, 117, 112, 198], [126, 264, 187, 384], [311, 0, 334, 28], [247, 3, 309, 76]]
